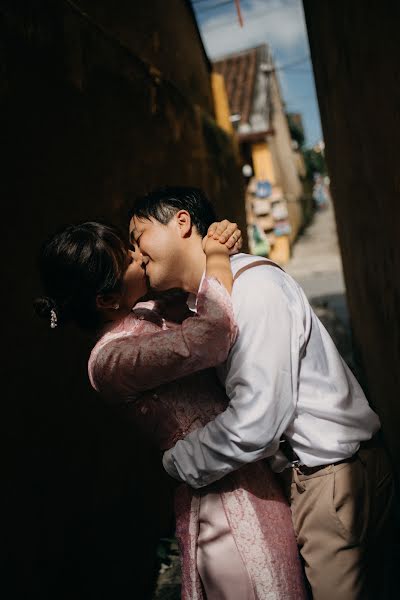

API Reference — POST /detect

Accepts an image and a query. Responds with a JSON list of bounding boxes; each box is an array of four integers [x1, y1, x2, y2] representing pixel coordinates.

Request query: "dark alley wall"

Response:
[[1, 1, 244, 597], [303, 0, 400, 479]]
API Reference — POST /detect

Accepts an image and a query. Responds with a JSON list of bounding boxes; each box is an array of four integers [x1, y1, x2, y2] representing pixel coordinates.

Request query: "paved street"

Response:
[[286, 200, 354, 369], [286, 200, 347, 320]]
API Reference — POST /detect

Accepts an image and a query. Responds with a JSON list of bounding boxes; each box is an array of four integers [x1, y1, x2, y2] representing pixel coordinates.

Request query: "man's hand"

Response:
[[206, 220, 243, 255]]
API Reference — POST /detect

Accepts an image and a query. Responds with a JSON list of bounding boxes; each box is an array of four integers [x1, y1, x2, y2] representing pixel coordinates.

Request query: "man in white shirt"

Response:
[[130, 186, 394, 599]]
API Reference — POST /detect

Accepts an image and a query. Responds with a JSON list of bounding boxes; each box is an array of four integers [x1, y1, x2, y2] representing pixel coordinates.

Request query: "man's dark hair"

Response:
[[130, 186, 217, 238]]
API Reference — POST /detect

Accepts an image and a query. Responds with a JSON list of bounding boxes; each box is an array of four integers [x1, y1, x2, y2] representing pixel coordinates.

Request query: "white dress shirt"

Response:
[[163, 253, 380, 488]]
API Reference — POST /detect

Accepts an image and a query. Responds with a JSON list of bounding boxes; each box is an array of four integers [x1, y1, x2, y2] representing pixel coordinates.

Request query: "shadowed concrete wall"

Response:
[[1, 1, 244, 597], [303, 0, 400, 478]]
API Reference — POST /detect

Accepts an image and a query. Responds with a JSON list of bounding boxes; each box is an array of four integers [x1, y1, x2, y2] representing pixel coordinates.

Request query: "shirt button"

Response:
[[152, 393, 159, 400]]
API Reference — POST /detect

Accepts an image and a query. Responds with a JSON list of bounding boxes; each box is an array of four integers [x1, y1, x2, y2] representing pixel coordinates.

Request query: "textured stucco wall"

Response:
[[1, 1, 244, 596], [268, 72, 303, 241], [269, 74, 302, 200], [303, 0, 400, 478]]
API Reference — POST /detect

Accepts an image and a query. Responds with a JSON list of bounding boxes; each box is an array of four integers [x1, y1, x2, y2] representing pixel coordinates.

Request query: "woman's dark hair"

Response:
[[33, 222, 128, 331], [130, 186, 217, 238]]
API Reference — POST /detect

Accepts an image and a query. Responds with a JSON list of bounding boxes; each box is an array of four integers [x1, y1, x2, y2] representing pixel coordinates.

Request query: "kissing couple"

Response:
[[35, 187, 393, 600]]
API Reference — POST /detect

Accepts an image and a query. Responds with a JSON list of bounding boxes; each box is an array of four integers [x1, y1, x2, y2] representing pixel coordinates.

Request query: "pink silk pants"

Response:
[[197, 491, 256, 600]]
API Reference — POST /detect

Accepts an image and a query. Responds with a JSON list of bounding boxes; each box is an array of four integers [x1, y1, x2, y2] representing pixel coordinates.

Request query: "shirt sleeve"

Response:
[[90, 276, 237, 399], [162, 272, 306, 488]]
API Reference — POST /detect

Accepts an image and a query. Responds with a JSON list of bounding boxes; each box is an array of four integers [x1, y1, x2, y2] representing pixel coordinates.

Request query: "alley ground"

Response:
[[286, 198, 348, 327], [287, 200, 345, 297], [154, 200, 355, 600], [286, 200, 355, 369]]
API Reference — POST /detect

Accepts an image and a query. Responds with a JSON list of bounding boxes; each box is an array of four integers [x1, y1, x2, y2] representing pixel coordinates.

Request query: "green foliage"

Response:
[[303, 148, 327, 179], [287, 114, 305, 148]]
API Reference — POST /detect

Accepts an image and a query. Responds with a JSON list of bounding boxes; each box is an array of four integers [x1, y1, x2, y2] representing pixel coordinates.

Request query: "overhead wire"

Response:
[[194, 0, 235, 13], [192, 0, 225, 5], [198, 3, 286, 30], [275, 55, 310, 70]]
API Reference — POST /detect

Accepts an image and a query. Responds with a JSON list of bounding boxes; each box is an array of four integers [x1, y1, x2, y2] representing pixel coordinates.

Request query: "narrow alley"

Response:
[[4, 1, 399, 598], [286, 200, 345, 304], [286, 201, 355, 371]]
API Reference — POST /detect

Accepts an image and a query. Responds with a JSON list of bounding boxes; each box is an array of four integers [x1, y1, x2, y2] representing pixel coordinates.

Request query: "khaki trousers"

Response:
[[279, 445, 395, 600]]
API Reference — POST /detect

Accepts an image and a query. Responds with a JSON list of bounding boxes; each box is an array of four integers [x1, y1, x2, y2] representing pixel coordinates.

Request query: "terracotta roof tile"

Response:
[[213, 48, 258, 125]]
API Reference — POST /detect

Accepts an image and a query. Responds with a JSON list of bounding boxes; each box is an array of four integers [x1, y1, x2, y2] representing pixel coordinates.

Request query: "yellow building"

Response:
[[213, 45, 304, 264]]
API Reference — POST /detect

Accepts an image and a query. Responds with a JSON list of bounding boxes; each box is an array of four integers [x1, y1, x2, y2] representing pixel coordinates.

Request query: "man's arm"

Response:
[[163, 272, 306, 488]]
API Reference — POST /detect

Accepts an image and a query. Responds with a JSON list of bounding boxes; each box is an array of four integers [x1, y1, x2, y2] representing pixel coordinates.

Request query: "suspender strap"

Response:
[[233, 258, 298, 466], [233, 258, 299, 468], [233, 259, 284, 283]]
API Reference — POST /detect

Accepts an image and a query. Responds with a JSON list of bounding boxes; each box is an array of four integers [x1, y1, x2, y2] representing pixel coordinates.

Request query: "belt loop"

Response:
[[293, 465, 306, 493]]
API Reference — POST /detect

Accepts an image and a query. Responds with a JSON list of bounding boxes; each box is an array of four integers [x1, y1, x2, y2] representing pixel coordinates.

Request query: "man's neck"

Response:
[[179, 241, 207, 294]]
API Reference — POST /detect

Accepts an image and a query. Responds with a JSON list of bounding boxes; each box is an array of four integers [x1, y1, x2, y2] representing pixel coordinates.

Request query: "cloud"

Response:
[[194, 0, 322, 145], [197, 0, 307, 60]]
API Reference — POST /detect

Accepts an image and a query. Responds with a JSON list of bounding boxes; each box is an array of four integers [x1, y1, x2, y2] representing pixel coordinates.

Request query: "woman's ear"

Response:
[[96, 292, 121, 311], [175, 210, 192, 238]]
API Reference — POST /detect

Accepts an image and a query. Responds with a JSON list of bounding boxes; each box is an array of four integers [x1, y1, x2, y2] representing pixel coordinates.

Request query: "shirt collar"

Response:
[[186, 254, 246, 312], [187, 270, 206, 313]]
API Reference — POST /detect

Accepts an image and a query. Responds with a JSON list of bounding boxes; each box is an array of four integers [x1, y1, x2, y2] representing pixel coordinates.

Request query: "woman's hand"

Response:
[[201, 220, 241, 293], [202, 235, 230, 257], [206, 219, 243, 255]]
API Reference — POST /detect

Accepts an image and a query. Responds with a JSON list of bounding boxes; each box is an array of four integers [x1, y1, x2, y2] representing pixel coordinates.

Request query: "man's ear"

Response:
[[96, 292, 121, 311], [175, 210, 192, 238]]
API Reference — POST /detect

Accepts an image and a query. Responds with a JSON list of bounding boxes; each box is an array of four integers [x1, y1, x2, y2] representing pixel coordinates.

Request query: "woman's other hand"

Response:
[[207, 220, 242, 255]]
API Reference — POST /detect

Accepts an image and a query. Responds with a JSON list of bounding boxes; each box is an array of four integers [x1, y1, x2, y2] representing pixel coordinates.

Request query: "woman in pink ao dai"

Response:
[[35, 220, 307, 600]]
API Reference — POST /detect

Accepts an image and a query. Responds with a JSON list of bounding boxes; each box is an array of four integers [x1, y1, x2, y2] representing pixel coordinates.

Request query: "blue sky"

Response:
[[191, 0, 322, 147]]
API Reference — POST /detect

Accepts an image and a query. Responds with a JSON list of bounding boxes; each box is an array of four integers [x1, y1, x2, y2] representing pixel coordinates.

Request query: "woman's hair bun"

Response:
[[34, 221, 127, 331], [33, 296, 58, 324]]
